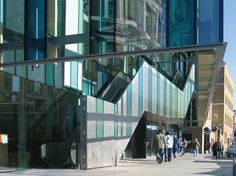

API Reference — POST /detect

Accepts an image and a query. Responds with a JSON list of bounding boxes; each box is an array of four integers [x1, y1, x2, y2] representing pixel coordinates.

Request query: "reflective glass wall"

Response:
[[85, 0, 167, 97], [115, 0, 166, 50], [0, 66, 79, 168], [0, 0, 24, 77], [1, 0, 24, 46], [0, 0, 224, 98]]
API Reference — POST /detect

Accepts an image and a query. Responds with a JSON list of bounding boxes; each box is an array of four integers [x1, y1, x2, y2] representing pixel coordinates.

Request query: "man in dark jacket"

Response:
[[212, 141, 221, 160], [153, 129, 166, 164]]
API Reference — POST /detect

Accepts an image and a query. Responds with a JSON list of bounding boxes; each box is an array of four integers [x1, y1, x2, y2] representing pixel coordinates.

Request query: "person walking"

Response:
[[212, 141, 221, 160], [152, 129, 166, 164], [173, 135, 179, 158], [165, 131, 173, 162], [192, 138, 200, 157], [205, 142, 211, 154], [180, 138, 188, 156], [220, 141, 224, 157]]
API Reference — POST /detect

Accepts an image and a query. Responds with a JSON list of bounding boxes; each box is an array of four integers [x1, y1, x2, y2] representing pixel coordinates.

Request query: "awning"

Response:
[[196, 44, 226, 123]]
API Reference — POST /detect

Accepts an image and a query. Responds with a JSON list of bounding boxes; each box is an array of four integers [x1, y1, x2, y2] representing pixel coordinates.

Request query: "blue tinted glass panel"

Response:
[[138, 68, 143, 116], [126, 122, 132, 137], [127, 85, 132, 117], [148, 65, 152, 112], [71, 62, 78, 88], [199, 0, 223, 44]]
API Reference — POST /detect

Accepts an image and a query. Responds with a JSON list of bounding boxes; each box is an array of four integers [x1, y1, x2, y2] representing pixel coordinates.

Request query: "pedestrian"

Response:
[[192, 138, 200, 157], [173, 135, 179, 158], [165, 131, 173, 162], [212, 141, 221, 160], [220, 141, 224, 156], [180, 138, 188, 156], [152, 129, 166, 164], [205, 142, 210, 154]]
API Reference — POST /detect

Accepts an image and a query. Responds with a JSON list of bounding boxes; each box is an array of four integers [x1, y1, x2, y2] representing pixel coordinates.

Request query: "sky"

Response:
[[224, 0, 236, 108]]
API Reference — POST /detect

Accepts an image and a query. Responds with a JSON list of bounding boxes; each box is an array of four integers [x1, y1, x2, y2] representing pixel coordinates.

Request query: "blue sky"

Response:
[[224, 0, 236, 107]]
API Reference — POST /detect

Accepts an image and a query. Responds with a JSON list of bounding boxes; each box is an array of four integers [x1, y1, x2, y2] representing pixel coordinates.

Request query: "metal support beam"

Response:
[[0, 43, 226, 68], [0, 42, 24, 51], [48, 33, 89, 46]]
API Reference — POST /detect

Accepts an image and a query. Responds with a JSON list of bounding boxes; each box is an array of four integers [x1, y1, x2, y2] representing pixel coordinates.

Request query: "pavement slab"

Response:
[[0, 153, 233, 176]]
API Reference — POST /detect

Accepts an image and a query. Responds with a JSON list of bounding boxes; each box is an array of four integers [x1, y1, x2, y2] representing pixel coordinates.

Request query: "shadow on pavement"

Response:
[[0, 168, 27, 174], [119, 158, 159, 165], [193, 158, 233, 176]]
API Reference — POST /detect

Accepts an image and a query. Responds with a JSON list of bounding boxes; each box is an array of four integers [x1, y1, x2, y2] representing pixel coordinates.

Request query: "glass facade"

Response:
[[0, 0, 224, 170], [0, 46, 224, 169], [0, 0, 223, 93]]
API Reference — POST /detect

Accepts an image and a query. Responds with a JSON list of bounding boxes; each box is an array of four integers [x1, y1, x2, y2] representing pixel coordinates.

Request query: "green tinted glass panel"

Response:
[[82, 80, 90, 95], [16, 50, 26, 78], [57, 0, 63, 36], [168, 0, 196, 47], [96, 98, 104, 113], [114, 104, 118, 116], [114, 122, 118, 137], [46, 64, 54, 86], [126, 122, 132, 136], [118, 123, 121, 137], [70, 62, 78, 88], [96, 120, 104, 138], [127, 85, 132, 116]]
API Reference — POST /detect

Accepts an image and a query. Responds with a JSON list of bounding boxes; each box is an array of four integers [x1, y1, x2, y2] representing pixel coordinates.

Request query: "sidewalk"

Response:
[[0, 153, 233, 176]]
